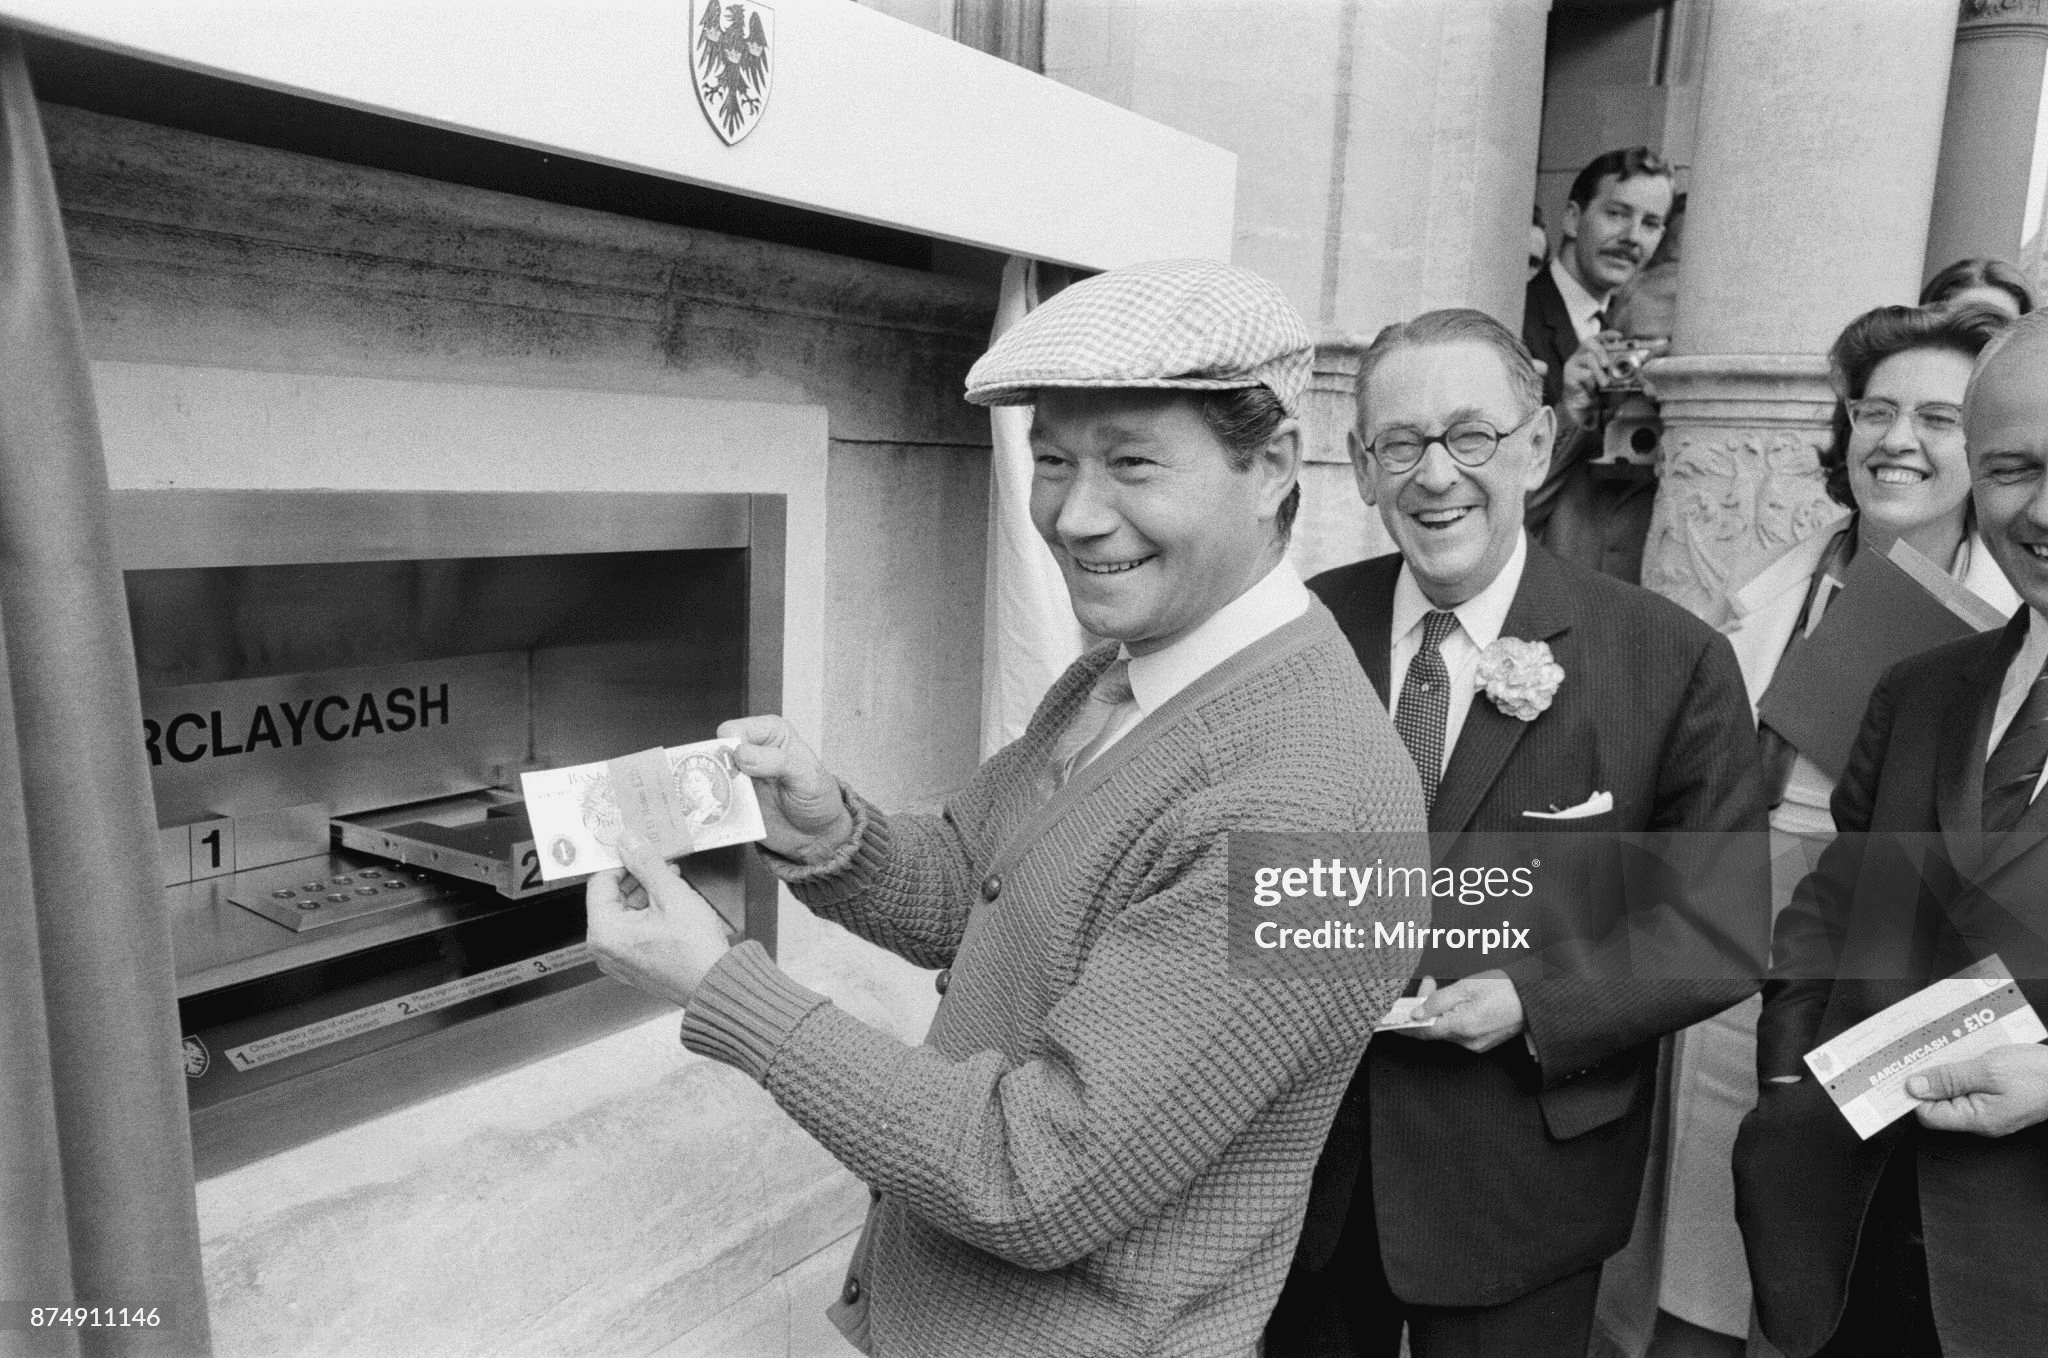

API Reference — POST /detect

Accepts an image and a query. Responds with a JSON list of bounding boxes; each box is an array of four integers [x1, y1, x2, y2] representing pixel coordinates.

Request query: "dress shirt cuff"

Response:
[[679, 941, 831, 1084], [762, 788, 891, 908]]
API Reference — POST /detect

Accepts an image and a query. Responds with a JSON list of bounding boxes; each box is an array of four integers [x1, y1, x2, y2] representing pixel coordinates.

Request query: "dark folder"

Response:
[[1757, 541, 2000, 780]]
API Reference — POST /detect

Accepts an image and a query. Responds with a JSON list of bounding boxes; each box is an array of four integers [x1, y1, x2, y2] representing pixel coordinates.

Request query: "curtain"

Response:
[[0, 32, 210, 1358], [979, 255, 1087, 758]]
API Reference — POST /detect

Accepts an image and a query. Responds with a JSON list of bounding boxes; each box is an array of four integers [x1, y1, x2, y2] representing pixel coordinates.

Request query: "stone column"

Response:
[[1925, 0, 2048, 276], [1041, 0, 1548, 575], [1642, 0, 1958, 617], [1291, 338, 1396, 580]]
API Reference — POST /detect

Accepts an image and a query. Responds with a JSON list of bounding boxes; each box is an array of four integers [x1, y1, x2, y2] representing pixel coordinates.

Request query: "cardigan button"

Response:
[[842, 1277, 862, 1305], [980, 874, 1001, 901], [934, 968, 951, 995]]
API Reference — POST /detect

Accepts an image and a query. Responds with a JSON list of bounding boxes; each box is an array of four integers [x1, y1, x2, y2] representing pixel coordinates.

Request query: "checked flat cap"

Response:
[[964, 258, 1315, 415]]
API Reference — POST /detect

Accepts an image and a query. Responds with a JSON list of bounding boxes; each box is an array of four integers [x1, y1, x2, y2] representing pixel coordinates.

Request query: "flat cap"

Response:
[[964, 258, 1315, 415]]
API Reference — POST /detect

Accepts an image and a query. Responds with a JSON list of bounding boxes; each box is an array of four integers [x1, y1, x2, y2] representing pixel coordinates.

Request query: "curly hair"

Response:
[[1820, 302, 2011, 509]]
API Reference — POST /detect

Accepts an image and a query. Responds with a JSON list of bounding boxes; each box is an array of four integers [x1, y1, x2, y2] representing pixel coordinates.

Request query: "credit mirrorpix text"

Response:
[[1225, 830, 1541, 979]]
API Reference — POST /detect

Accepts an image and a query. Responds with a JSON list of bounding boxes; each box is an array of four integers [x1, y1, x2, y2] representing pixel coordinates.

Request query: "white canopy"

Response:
[[0, 0, 1236, 269]]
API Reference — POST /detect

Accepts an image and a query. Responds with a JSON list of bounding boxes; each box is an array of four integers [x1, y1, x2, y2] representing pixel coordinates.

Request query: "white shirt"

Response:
[[1081, 558, 1312, 766], [1988, 607, 2048, 806], [1549, 257, 1610, 346], [1387, 533, 1529, 775]]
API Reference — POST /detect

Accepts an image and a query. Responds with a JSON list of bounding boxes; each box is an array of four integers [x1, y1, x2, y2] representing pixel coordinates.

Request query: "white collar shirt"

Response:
[[1387, 533, 1529, 776], [1079, 558, 1312, 767], [1988, 607, 2048, 805], [1549, 257, 1611, 346]]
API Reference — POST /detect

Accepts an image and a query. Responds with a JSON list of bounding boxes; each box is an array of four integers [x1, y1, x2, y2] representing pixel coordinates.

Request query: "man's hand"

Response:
[[718, 715, 855, 864], [585, 834, 733, 1007], [1556, 337, 1617, 431], [1408, 969, 1526, 1053], [1907, 1045, 2048, 1137]]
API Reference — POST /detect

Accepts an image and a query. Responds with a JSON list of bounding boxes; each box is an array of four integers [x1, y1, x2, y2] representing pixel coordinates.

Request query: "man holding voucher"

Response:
[[582, 259, 1430, 1357], [1736, 307, 2048, 1358], [1268, 309, 1768, 1358]]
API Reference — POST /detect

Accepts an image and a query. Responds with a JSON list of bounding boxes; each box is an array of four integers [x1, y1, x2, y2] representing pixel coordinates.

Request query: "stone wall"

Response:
[[51, 102, 988, 1356]]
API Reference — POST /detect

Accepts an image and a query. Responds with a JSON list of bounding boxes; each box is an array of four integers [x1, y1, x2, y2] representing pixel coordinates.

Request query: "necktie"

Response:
[[1985, 655, 2048, 833], [1044, 658, 1134, 795], [1395, 611, 1459, 813], [1590, 306, 1609, 336]]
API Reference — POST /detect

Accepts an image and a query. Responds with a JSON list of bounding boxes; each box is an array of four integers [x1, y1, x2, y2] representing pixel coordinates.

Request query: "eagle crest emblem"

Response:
[[693, 1, 773, 145]]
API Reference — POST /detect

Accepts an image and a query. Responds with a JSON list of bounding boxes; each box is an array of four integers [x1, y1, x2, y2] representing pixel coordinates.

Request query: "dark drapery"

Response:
[[0, 32, 209, 1358]]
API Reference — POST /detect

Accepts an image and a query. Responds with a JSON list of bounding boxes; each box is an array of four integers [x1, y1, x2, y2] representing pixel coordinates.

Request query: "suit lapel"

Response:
[[1938, 615, 2026, 880], [1534, 269, 1581, 370], [1431, 545, 1575, 833]]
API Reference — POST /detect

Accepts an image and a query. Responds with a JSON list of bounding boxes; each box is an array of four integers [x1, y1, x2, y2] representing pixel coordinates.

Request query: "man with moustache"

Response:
[[1523, 147, 1675, 582], [1735, 308, 2048, 1358], [583, 259, 1429, 1358], [1266, 308, 1767, 1358], [1523, 147, 1672, 411]]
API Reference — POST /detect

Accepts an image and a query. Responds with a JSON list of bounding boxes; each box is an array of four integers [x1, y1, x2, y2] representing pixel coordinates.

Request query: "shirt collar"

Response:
[[1392, 532, 1529, 651], [1123, 558, 1311, 715], [1549, 256, 1609, 330]]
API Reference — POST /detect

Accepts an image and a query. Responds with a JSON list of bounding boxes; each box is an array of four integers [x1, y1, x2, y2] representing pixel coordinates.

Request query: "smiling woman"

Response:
[[1740, 300, 2022, 833], [1821, 303, 2016, 570]]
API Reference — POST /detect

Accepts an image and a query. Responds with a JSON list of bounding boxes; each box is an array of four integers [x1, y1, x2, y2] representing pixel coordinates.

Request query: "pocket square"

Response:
[[1522, 791, 1613, 820]]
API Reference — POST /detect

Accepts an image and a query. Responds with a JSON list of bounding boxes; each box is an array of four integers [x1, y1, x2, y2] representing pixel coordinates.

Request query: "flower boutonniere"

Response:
[[1476, 637, 1564, 722]]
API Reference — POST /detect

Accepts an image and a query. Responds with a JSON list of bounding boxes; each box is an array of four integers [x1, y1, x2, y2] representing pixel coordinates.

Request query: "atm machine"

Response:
[[124, 489, 783, 1173]]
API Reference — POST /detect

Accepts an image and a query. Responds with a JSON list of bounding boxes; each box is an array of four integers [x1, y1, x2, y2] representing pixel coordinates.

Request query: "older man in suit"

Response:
[[1735, 309, 2048, 1358], [1266, 308, 1768, 1358]]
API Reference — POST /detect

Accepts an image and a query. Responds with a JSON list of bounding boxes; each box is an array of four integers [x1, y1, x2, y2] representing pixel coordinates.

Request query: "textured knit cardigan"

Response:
[[680, 602, 1428, 1357]]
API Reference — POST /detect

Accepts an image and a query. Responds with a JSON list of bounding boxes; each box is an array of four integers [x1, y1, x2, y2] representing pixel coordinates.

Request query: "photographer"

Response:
[[1521, 149, 1676, 584], [1524, 320, 1669, 586]]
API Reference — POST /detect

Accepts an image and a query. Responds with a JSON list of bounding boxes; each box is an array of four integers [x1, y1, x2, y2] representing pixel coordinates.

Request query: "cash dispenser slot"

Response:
[[119, 490, 783, 1174]]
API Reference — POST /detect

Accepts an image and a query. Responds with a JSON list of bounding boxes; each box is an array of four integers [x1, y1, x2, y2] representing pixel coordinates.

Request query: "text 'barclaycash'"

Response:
[[144, 684, 450, 766]]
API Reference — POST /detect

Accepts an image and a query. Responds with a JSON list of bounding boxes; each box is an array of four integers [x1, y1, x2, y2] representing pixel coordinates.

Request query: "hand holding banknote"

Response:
[[719, 715, 856, 864], [586, 832, 732, 1006], [1907, 1044, 2048, 1138]]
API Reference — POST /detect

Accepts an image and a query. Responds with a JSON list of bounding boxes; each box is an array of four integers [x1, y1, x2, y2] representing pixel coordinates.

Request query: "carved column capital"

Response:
[[1639, 355, 1849, 619], [1959, 0, 2048, 41]]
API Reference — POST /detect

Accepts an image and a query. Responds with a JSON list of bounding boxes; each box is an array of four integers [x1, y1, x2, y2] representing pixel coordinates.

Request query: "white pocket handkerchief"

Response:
[[1522, 790, 1613, 820]]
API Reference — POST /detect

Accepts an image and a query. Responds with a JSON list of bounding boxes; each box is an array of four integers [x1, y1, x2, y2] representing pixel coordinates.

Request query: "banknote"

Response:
[[519, 737, 767, 882], [1375, 994, 1436, 1031]]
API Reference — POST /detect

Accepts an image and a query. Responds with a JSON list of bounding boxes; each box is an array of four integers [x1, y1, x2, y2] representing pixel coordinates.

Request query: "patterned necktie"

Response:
[[1394, 611, 1460, 812], [1985, 654, 2048, 833], [1044, 658, 1134, 795]]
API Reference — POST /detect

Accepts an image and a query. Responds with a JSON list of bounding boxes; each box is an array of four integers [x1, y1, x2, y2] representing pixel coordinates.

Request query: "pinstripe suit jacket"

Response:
[[1299, 541, 1770, 1307]]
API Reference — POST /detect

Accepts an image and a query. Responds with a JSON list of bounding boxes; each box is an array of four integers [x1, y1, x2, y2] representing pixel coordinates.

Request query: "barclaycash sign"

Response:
[[145, 684, 451, 766]]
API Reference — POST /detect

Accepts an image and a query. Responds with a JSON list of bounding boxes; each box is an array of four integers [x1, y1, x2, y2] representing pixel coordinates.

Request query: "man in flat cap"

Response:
[[585, 257, 1430, 1356]]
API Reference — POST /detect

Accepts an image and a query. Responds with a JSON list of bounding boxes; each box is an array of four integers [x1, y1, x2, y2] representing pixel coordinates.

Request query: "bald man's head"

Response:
[[1965, 311, 2048, 615]]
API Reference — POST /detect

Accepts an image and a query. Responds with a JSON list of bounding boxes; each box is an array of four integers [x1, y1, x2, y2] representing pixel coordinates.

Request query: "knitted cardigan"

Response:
[[680, 602, 1427, 1357]]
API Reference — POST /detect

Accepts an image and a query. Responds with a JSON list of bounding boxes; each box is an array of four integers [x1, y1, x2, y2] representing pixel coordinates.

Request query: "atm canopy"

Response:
[[0, 0, 1236, 270]]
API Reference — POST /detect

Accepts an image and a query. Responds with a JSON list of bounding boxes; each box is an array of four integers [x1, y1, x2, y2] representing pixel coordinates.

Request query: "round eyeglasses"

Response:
[[1362, 406, 1543, 473], [1845, 399, 1963, 439]]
